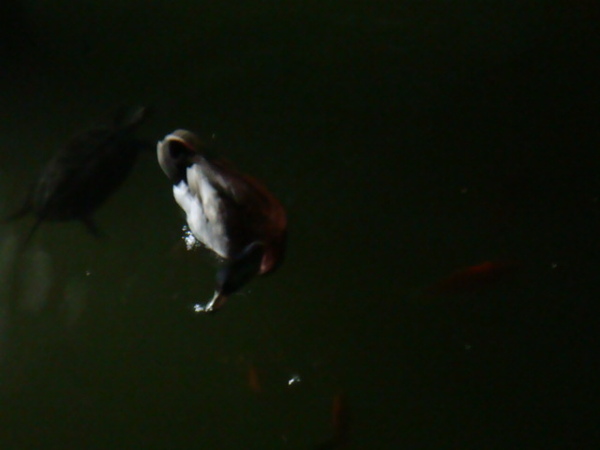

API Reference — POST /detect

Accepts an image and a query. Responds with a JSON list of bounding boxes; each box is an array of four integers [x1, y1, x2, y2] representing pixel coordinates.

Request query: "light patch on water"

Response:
[[0, 233, 20, 365], [62, 276, 87, 327], [0, 235, 19, 290], [0, 313, 5, 367], [0, 232, 89, 336], [287, 374, 302, 386], [17, 246, 53, 314]]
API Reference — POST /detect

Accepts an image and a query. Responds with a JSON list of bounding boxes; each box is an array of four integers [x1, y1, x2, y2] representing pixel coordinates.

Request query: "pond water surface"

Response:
[[1, 2, 599, 448]]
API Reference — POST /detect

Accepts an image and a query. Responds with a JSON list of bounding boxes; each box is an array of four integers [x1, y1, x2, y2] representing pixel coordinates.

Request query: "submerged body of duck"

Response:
[[157, 130, 287, 312], [8, 106, 150, 240]]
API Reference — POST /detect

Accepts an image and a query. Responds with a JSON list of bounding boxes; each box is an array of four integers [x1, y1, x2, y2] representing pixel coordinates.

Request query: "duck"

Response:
[[157, 129, 287, 312], [6, 106, 151, 241]]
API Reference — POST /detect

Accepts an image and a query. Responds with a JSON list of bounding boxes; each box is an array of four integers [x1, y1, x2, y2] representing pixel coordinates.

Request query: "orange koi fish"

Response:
[[426, 261, 519, 296], [248, 364, 261, 394], [316, 392, 350, 449]]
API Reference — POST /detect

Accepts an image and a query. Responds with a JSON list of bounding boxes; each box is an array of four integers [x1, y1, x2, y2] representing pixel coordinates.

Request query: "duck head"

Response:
[[157, 129, 207, 184]]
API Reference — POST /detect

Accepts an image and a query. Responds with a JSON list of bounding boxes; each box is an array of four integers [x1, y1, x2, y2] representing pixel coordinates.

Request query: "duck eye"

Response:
[[168, 140, 189, 159]]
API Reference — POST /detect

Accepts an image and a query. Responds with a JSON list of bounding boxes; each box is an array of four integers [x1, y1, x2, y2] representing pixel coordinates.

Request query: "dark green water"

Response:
[[1, 1, 599, 448]]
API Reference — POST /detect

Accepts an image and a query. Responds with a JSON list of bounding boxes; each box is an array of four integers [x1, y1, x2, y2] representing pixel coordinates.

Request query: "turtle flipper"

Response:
[[4, 198, 32, 222], [22, 216, 44, 245], [81, 217, 104, 238]]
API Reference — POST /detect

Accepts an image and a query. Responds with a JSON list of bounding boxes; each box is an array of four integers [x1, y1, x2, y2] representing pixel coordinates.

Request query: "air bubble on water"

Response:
[[182, 225, 200, 250], [287, 374, 302, 386]]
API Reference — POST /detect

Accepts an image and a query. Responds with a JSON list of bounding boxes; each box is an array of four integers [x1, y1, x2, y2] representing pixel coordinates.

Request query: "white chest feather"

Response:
[[173, 169, 230, 258]]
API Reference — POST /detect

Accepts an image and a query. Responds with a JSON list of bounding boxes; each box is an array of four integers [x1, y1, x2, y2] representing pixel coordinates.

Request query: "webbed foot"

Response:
[[192, 291, 228, 314]]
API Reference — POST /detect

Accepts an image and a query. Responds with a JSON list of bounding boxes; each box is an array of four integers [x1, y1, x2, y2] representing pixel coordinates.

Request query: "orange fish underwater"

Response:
[[247, 364, 262, 394], [425, 261, 519, 296], [316, 392, 350, 449]]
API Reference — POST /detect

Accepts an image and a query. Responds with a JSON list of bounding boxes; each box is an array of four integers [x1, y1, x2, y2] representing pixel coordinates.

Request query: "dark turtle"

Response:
[[157, 129, 287, 312], [7, 106, 151, 241]]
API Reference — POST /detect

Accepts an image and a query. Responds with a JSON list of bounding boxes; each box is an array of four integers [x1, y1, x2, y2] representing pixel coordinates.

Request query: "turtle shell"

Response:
[[9, 106, 150, 238]]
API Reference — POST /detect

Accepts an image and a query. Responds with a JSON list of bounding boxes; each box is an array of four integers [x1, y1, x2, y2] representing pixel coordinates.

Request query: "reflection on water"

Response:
[[0, 173, 90, 393], [0, 177, 13, 367], [16, 245, 53, 314], [62, 275, 88, 327], [0, 233, 17, 365], [0, 227, 89, 372]]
